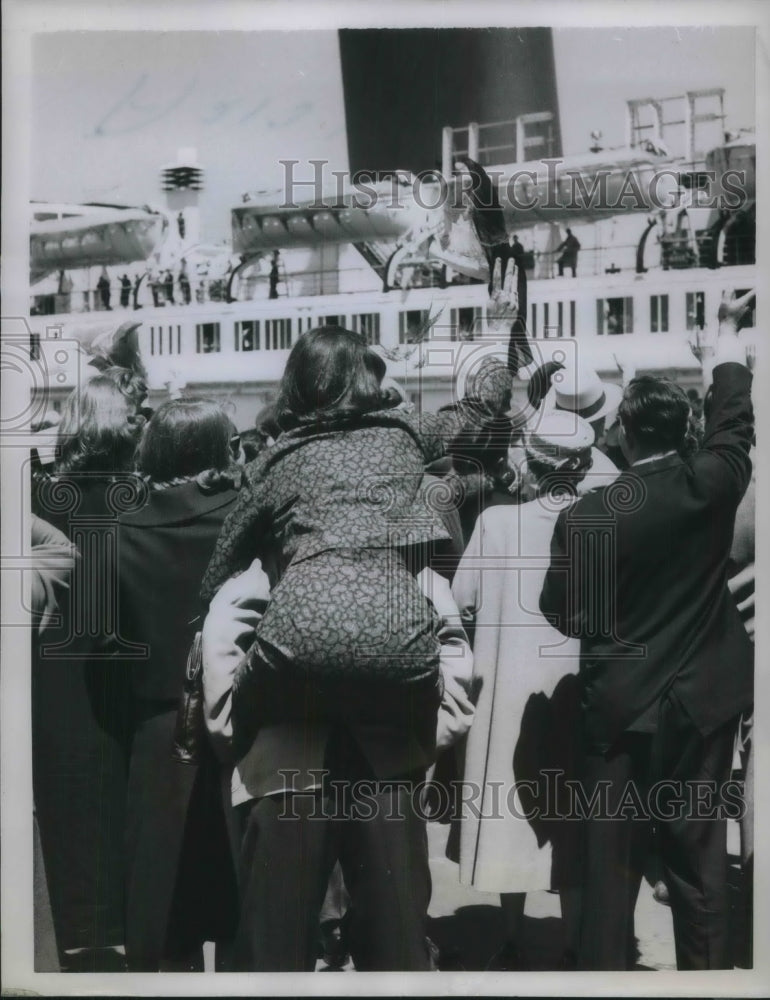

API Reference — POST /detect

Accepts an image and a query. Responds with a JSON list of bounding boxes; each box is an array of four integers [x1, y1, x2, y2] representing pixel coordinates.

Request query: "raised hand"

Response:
[[454, 155, 532, 374], [688, 326, 716, 367], [718, 288, 755, 331], [692, 289, 755, 387], [487, 258, 518, 329]]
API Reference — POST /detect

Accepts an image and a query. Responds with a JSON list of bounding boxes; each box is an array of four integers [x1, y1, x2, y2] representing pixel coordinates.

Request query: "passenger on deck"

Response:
[[120, 274, 132, 309], [556, 228, 581, 277]]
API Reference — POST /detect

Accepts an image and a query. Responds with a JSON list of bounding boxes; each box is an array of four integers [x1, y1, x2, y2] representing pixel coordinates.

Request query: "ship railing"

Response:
[[28, 231, 756, 319], [442, 112, 557, 177]]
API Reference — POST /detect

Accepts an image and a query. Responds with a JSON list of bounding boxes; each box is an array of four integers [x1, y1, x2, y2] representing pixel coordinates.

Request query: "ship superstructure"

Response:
[[27, 88, 756, 429]]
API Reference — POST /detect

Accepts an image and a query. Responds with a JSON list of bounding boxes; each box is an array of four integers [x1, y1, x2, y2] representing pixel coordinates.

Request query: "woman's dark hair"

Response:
[[274, 326, 386, 428], [135, 397, 240, 485], [55, 374, 144, 475], [618, 375, 690, 453]]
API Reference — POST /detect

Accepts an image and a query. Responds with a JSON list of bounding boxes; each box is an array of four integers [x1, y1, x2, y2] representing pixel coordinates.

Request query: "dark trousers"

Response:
[[32, 659, 131, 958], [33, 812, 60, 971], [125, 708, 238, 971], [231, 731, 433, 972], [578, 696, 739, 971]]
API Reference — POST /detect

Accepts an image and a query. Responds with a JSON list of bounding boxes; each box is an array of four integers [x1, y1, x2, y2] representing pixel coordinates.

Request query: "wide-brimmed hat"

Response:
[[523, 410, 595, 464], [549, 365, 623, 424]]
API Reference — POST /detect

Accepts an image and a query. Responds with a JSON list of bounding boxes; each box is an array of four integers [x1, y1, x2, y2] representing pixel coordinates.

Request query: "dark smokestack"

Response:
[[338, 28, 561, 175]]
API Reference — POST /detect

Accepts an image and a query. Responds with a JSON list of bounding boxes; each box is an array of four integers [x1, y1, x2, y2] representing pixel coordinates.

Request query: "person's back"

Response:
[[31, 373, 144, 969], [541, 362, 753, 749], [112, 397, 243, 971], [117, 479, 239, 701], [228, 413, 447, 749], [116, 400, 242, 688], [201, 328, 454, 755], [539, 289, 755, 972], [251, 411, 448, 576]]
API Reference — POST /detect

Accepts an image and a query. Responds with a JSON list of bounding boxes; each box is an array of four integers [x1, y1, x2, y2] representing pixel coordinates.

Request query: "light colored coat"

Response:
[[452, 497, 583, 893]]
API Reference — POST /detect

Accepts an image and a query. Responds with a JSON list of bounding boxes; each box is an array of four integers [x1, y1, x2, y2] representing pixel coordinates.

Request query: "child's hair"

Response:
[[274, 326, 386, 428]]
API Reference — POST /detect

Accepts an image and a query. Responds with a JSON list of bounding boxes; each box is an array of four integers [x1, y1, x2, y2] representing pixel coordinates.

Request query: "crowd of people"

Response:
[[28, 273, 755, 974], [32, 263, 228, 318]]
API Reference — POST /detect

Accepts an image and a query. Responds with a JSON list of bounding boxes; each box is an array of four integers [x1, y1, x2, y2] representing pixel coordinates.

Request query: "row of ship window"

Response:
[[145, 294, 755, 356]]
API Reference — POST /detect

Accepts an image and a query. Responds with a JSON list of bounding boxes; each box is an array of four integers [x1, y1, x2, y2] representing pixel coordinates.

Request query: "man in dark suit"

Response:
[[540, 290, 755, 970]]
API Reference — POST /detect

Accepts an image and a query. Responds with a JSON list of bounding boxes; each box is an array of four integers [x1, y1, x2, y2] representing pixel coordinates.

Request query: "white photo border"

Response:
[[2, 1, 769, 996]]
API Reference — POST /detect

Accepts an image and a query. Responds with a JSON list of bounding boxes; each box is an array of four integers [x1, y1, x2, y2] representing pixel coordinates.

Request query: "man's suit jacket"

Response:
[[540, 362, 754, 752]]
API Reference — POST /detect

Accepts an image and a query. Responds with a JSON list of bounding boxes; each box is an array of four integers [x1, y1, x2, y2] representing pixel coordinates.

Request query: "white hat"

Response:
[[524, 410, 595, 464], [549, 364, 622, 424]]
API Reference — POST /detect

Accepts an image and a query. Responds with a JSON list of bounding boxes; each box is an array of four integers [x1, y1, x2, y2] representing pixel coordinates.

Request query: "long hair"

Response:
[[136, 398, 241, 488], [55, 374, 144, 475], [274, 326, 386, 429]]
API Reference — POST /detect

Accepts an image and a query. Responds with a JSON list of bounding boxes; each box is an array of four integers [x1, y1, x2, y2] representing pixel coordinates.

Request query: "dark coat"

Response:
[[117, 481, 238, 701], [540, 362, 754, 752], [32, 473, 139, 954], [115, 480, 240, 968]]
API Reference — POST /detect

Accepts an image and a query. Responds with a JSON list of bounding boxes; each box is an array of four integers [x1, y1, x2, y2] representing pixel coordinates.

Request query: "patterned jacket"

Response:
[[201, 404, 479, 602]]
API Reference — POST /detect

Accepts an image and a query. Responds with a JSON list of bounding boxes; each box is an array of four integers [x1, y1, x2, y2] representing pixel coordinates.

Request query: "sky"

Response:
[[31, 26, 756, 243], [552, 26, 755, 152]]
